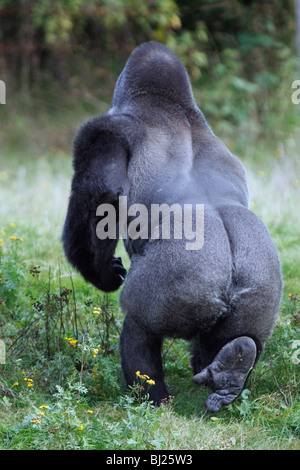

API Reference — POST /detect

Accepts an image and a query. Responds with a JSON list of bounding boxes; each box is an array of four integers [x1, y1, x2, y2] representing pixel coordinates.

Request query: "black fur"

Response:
[[62, 42, 282, 411]]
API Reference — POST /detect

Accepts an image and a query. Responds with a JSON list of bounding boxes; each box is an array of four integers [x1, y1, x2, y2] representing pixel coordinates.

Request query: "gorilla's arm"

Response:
[[62, 115, 130, 292]]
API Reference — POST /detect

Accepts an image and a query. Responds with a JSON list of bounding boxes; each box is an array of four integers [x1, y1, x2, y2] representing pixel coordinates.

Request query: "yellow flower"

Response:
[[65, 337, 78, 347], [17, 237, 23, 242], [10, 236, 17, 240], [31, 418, 41, 424], [0, 278, 3, 282], [37, 412, 45, 416], [135, 371, 150, 380], [0, 239, 2, 243], [39, 405, 49, 409], [87, 410, 93, 414], [9, 223, 16, 228], [13, 382, 19, 386], [146, 379, 155, 386], [78, 425, 84, 431], [93, 348, 99, 357], [93, 307, 101, 315], [24, 378, 34, 387]]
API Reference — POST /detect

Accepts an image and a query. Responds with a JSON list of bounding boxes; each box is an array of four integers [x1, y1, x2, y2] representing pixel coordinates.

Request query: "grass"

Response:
[[0, 95, 299, 450]]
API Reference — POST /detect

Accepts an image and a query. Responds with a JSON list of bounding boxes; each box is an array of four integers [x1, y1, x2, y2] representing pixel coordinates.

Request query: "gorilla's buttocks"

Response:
[[63, 42, 282, 412]]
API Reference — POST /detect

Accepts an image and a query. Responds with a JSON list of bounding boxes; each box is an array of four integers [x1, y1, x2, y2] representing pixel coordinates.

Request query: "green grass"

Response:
[[0, 102, 299, 450]]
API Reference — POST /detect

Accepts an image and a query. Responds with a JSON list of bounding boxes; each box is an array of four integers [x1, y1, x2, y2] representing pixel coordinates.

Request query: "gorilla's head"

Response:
[[112, 41, 196, 111]]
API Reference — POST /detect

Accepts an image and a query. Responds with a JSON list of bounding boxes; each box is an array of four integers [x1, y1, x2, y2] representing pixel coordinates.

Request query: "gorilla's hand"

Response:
[[112, 257, 127, 282], [97, 257, 127, 292]]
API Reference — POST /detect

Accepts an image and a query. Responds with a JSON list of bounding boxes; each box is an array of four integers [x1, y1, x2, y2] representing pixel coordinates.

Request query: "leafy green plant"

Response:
[[18, 373, 95, 450], [0, 229, 25, 310], [102, 375, 166, 450]]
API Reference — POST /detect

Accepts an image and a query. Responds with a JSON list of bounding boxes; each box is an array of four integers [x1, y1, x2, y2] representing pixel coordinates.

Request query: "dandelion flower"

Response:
[[10, 236, 17, 241], [39, 405, 49, 409], [13, 382, 19, 386], [37, 412, 45, 416], [27, 382, 33, 387], [78, 425, 84, 431], [87, 410, 93, 414]]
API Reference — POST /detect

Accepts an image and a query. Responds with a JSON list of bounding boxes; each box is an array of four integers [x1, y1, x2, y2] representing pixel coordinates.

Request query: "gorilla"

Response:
[[62, 41, 282, 412]]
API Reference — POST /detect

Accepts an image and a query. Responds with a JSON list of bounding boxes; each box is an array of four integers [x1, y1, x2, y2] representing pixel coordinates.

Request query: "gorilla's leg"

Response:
[[191, 283, 275, 413], [120, 315, 169, 404], [193, 336, 256, 413], [192, 205, 281, 412]]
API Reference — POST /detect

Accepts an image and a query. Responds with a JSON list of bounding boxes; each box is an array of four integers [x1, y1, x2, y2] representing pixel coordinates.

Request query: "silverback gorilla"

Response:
[[62, 42, 282, 412]]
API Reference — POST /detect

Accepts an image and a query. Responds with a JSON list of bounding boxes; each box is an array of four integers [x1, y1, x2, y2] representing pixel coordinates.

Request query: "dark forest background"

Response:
[[0, 0, 299, 152]]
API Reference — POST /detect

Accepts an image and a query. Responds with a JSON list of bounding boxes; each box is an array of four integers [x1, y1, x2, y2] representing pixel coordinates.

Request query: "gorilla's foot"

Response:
[[193, 336, 256, 413]]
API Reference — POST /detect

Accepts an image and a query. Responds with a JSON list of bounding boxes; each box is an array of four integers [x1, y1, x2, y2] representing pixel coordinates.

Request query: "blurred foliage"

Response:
[[0, 0, 296, 83], [0, 0, 298, 142]]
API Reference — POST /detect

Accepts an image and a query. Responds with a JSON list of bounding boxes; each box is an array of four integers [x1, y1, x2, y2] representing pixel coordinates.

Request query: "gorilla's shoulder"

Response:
[[72, 112, 141, 171]]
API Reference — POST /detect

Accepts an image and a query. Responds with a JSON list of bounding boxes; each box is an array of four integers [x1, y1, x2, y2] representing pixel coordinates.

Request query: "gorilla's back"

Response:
[[117, 43, 281, 341], [112, 41, 250, 212]]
